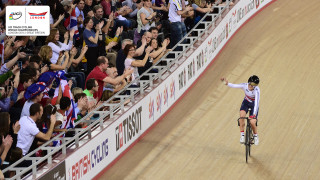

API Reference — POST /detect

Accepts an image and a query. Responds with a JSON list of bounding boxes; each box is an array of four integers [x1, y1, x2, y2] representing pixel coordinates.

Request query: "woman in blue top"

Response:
[[83, 17, 104, 74]]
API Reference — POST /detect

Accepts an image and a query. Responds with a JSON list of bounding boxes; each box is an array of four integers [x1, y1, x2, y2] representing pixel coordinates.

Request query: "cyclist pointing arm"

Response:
[[221, 75, 260, 145]]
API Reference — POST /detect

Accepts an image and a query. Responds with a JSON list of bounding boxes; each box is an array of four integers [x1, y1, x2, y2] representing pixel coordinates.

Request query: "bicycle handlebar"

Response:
[[239, 117, 249, 120], [237, 117, 258, 126]]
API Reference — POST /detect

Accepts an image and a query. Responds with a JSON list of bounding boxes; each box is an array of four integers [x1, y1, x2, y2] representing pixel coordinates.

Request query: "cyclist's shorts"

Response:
[[240, 99, 259, 118]]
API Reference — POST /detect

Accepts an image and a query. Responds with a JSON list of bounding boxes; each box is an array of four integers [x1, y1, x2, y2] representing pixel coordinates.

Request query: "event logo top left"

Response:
[[9, 11, 22, 20]]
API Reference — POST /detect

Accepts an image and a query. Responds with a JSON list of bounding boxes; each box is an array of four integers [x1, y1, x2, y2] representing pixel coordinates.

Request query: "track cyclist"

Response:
[[221, 75, 260, 145]]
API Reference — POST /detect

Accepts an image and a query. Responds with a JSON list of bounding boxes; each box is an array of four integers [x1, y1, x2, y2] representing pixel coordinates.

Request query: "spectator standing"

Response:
[[168, 0, 193, 48], [83, 17, 103, 74], [137, 0, 156, 37], [92, 5, 110, 57]]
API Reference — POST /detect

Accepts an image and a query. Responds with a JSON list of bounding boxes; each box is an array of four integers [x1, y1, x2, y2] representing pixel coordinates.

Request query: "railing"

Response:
[[2, 1, 235, 179]]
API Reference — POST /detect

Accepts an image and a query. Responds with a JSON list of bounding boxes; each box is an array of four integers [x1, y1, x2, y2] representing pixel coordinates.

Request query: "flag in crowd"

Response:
[[52, 71, 76, 129], [64, 8, 80, 40]]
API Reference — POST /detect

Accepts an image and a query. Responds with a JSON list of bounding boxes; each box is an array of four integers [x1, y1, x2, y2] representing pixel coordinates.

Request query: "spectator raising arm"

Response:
[[103, 68, 134, 85], [50, 14, 65, 29], [4, 52, 26, 71], [130, 46, 152, 67], [88, 23, 102, 44], [149, 39, 169, 59], [135, 37, 147, 56], [35, 114, 57, 141], [0, 66, 19, 84], [105, 41, 118, 52], [0, 135, 13, 165], [50, 51, 71, 71], [71, 46, 88, 66]]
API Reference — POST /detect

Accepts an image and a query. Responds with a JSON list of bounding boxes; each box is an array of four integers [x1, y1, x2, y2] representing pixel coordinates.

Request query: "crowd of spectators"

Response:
[[0, 0, 233, 178]]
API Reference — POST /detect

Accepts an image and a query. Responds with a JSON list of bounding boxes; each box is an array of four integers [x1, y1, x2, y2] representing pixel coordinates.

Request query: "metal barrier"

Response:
[[2, 1, 235, 179]]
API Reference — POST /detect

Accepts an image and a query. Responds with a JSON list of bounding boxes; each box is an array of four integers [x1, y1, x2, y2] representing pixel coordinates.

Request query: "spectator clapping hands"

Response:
[[2, 135, 13, 152], [13, 121, 20, 134], [123, 67, 134, 77], [116, 26, 124, 37], [145, 46, 153, 54]]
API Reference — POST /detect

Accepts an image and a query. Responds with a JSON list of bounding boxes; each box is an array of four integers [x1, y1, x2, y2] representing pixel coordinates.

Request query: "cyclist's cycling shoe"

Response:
[[240, 135, 245, 144], [254, 136, 259, 145]]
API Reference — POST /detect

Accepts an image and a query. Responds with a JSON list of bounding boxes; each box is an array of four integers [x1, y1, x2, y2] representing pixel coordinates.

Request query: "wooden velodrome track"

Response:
[[99, 0, 320, 179]]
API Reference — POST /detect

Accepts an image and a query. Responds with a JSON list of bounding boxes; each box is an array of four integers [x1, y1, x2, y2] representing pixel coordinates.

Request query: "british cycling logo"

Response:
[[9, 12, 22, 20], [28, 12, 47, 19]]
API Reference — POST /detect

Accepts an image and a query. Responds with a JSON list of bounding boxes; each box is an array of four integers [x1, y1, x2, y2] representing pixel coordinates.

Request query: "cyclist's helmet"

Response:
[[248, 75, 259, 86]]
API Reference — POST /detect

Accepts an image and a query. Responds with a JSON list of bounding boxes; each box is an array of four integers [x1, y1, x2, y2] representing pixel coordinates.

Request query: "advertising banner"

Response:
[[39, 161, 66, 180]]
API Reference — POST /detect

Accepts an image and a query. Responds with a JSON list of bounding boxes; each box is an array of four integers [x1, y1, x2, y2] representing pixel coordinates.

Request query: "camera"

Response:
[[17, 61, 22, 70], [155, 12, 163, 20], [19, 46, 33, 55], [5, 80, 13, 92]]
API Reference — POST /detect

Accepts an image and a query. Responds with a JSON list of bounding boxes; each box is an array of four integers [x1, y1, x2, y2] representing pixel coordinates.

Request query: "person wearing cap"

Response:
[[37, 72, 56, 107], [20, 83, 45, 118]]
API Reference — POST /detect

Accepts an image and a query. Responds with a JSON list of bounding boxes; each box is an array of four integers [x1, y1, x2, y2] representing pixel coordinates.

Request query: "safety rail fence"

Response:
[[2, 0, 273, 179]]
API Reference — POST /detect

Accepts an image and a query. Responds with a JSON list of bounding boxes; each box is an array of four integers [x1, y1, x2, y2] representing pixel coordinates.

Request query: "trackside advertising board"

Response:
[[64, 0, 273, 179]]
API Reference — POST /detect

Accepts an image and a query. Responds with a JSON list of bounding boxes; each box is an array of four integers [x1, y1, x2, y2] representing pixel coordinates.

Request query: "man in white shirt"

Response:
[[168, 0, 193, 48], [17, 103, 57, 156]]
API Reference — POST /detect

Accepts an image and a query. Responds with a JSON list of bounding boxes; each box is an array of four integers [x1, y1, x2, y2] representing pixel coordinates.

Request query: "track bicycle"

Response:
[[238, 117, 258, 163]]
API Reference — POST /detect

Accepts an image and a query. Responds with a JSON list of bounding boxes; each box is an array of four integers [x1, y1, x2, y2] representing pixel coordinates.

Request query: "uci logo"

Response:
[[9, 12, 22, 20]]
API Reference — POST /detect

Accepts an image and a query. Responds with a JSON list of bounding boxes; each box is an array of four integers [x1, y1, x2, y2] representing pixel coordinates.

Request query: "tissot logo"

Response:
[[9, 12, 22, 20], [115, 106, 142, 151]]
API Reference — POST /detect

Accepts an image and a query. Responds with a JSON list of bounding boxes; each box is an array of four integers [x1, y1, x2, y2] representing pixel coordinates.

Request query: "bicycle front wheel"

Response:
[[245, 126, 250, 163]]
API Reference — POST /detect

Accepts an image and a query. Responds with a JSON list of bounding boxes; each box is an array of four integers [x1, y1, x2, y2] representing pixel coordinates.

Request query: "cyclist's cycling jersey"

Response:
[[228, 83, 260, 115]]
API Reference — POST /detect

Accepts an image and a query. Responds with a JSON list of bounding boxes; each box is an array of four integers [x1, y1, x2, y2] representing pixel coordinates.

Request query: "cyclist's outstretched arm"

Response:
[[221, 77, 244, 89]]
